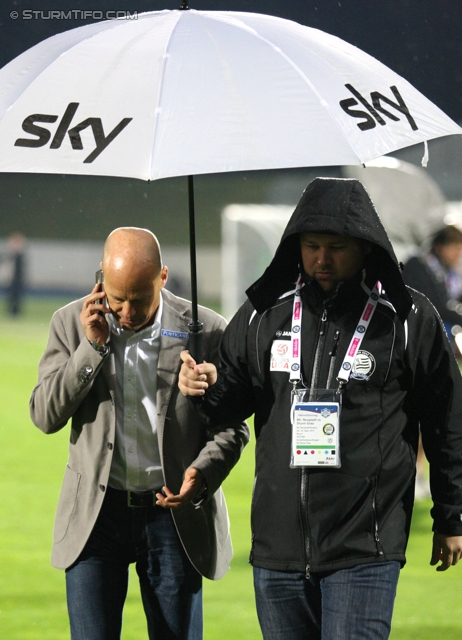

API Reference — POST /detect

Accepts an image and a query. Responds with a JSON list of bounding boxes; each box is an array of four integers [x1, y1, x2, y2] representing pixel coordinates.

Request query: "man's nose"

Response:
[[317, 249, 331, 265], [120, 302, 136, 318]]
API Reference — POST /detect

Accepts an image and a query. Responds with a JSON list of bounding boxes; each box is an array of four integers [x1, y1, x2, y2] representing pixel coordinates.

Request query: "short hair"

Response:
[[431, 225, 462, 252]]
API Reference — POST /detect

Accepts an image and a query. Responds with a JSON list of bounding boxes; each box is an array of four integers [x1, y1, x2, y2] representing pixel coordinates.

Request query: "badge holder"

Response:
[[287, 277, 380, 470], [290, 388, 342, 468]]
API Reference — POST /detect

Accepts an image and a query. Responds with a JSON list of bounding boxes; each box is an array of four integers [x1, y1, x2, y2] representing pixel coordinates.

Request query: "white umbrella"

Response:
[[1, 8, 460, 177], [0, 6, 460, 357]]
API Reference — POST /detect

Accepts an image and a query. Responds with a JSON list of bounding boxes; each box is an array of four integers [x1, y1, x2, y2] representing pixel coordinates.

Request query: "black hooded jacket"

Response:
[[202, 178, 462, 574]]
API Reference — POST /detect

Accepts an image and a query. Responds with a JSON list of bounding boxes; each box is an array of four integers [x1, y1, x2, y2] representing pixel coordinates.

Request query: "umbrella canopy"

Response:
[[0, 8, 460, 359], [0, 9, 460, 179]]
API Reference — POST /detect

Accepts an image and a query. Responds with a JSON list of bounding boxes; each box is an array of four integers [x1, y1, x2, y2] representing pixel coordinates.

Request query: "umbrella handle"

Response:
[[188, 321, 203, 364]]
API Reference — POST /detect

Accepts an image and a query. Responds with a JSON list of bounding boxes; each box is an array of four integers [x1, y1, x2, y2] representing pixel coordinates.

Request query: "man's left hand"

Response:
[[430, 532, 462, 571], [156, 467, 205, 509]]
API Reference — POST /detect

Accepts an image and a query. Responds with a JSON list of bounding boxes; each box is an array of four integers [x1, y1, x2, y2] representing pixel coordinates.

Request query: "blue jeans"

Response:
[[254, 561, 400, 640], [66, 487, 202, 640]]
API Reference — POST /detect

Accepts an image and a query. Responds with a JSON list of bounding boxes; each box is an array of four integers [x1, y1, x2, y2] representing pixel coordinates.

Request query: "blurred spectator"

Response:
[[403, 225, 462, 354], [1, 233, 27, 316], [403, 225, 462, 499]]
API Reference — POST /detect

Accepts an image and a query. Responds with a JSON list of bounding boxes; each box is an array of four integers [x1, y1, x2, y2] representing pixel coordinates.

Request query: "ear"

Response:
[[160, 266, 169, 289]]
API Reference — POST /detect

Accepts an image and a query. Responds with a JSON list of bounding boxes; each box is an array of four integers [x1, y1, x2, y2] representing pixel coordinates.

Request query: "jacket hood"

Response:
[[246, 177, 412, 322]]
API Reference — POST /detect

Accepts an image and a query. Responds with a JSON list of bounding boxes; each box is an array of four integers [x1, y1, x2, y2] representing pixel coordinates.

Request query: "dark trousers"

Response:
[[66, 486, 203, 640], [254, 561, 400, 639]]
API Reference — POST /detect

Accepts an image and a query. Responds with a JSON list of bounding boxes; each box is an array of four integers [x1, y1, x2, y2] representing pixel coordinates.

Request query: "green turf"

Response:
[[1, 297, 461, 638]]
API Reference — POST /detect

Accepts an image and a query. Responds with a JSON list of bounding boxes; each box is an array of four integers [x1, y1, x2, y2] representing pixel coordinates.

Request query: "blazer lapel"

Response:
[[100, 345, 117, 402], [157, 299, 190, 417]]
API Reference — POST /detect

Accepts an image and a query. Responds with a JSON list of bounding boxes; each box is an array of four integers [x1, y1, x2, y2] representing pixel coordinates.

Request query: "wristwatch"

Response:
[[89, 339, 109, 357]]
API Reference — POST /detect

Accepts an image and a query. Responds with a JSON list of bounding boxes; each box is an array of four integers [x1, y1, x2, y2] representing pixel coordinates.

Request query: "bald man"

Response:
[[30, 227, 249, 640]]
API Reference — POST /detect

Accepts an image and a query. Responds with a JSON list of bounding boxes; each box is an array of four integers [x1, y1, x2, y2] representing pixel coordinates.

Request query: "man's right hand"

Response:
[[80, 283, 110, 346], [179, 350, 217, 396]]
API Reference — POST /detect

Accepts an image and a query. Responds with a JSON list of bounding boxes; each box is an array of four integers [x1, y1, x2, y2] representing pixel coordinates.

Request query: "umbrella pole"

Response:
[[187, 174, 204, 363]]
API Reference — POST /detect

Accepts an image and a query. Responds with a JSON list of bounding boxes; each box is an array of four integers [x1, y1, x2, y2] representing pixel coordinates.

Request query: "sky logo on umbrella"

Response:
[[339, 84, 418, 132], [14, 102, 132, 163]]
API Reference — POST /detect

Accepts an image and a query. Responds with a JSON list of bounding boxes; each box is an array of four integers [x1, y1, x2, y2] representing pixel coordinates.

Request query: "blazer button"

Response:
[[99, 484, 106, 492], [77, 365, 93, 383], [107, 443, 113, 450]]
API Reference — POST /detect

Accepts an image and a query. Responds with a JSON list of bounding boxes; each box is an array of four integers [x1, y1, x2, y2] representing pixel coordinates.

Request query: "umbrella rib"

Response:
[[147, 13, 183, 180], [258, 38, 365, 165], [196, 12, 365, 165]]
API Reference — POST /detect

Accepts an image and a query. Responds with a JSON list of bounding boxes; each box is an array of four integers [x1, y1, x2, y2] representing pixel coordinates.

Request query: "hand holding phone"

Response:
[[80, 269, 109, 346]]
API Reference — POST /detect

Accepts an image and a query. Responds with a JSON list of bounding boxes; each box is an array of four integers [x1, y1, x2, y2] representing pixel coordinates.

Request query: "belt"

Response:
[[107, 485, 161, 508], [127, 490, 160, 508]]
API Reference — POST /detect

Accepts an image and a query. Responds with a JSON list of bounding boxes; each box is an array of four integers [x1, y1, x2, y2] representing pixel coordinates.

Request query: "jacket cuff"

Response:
[[191, 482, 208, 508], [431, 502, 462, 536]]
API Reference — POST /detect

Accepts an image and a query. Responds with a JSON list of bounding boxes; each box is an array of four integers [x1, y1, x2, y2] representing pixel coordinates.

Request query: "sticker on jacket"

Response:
[[270, 340, 290, 371], [161, 329, 189, 340], [351, 350, 376, 380]]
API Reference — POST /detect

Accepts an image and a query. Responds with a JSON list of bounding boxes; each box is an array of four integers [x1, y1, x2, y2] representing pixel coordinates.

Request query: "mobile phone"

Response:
[[95, 269, 104, 313], [95, 269, 104, 290]]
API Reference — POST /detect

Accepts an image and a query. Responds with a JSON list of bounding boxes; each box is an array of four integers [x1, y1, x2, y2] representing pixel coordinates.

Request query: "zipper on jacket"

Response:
[[308, 308, 328, 398], [300, 468, 311, 578], [249, 474, 258, 564], [326, 330, 340, 390], [372, 477, 385, 557]]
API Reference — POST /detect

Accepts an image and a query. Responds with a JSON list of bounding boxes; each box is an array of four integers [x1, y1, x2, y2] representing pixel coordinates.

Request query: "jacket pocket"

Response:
[[309, 472, 378, 564], [53, 465, 81, 544]]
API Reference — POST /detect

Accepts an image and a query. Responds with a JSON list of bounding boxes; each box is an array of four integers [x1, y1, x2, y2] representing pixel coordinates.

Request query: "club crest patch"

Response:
[[270, 340, 290, 371], [351, 350, 376, 381]]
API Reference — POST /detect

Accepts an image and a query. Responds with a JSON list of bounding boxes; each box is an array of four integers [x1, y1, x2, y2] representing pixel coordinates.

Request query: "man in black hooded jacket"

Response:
[[177, 178, 462, 639]]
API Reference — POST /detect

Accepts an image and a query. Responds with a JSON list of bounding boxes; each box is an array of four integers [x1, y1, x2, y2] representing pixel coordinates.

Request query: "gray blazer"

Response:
[[30, 289, 249, 578]]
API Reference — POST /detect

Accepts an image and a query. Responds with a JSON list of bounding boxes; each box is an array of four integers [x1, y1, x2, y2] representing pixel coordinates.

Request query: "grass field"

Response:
[[1, 296, 461, 639]]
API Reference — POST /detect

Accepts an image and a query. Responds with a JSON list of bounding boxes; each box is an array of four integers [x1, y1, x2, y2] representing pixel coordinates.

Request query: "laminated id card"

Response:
[[291, 402, 340, 468]]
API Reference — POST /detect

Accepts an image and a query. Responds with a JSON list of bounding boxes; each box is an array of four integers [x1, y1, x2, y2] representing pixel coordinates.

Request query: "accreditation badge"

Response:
[[290, 401, 340, 468]]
